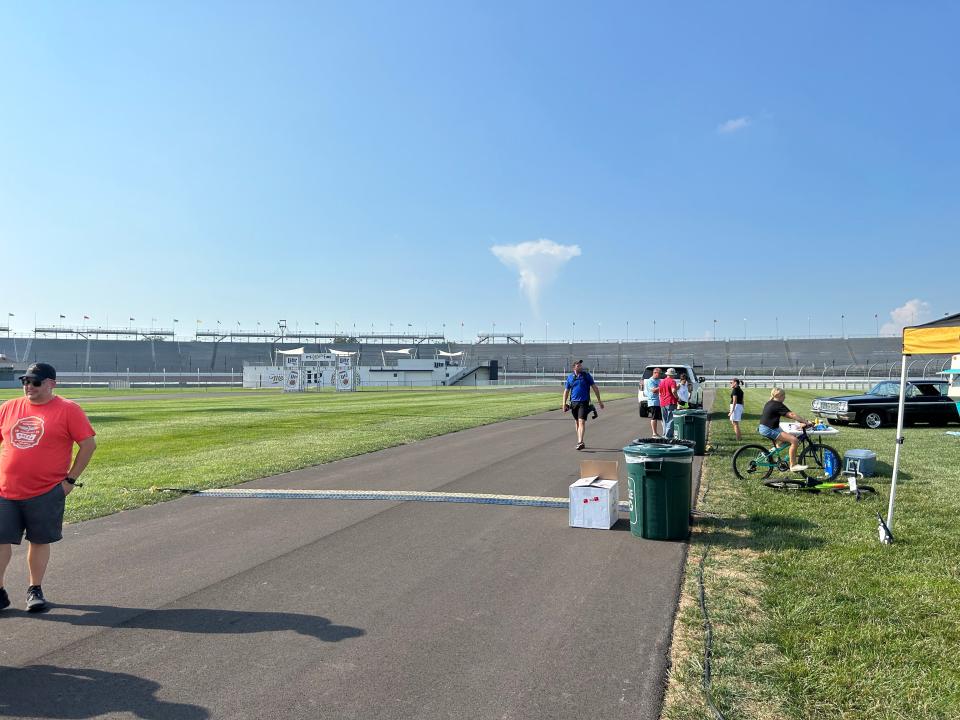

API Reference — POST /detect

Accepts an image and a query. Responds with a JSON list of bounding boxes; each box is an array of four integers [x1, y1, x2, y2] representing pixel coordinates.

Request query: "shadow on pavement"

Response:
[[28, 604, 366, 642], [0, 664, 208, 719]]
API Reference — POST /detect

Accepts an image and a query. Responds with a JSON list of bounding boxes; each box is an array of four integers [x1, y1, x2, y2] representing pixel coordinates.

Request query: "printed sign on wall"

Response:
[[283, 355, 303, 393], [336, 355, 354, 392]]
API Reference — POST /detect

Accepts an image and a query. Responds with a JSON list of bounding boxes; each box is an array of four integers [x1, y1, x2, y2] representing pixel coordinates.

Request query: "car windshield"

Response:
[[866, 381, 948, 397], [868, 382, 900, 396]]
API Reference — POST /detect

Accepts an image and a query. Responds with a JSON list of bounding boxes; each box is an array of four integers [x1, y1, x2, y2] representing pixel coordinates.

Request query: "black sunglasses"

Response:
[[20, 378, 43, 387]]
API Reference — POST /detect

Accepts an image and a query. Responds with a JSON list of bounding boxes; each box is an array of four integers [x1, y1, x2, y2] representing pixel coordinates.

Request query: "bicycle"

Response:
[[731, 425, 874, 495]]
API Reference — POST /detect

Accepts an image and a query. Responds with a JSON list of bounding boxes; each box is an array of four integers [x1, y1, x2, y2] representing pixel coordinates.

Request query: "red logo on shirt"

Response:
[[11, 416, 44, 449]]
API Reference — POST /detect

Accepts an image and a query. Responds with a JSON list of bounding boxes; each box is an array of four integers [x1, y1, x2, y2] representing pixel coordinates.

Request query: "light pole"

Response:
[[775, 316, 779, 338], [743, 318, 747, 340], [713, 319, 717, 339], [572, 321, 575, 344], [875, 314, 879, 336], [841, 314, 845, 338], [597, 322, 601, 342], [653, 319, 656, 342], [626, 320, 629, 342]]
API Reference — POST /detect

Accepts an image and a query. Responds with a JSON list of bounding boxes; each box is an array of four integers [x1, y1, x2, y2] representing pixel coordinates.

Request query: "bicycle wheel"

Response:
[[763, 478, 808, 490], [832, 484, 877, 497], [732, 444, 775, 480], [799, 443, 841, 482]]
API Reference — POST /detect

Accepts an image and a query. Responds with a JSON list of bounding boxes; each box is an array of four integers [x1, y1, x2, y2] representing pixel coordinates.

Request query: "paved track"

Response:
[[0, 395, 707, 720]]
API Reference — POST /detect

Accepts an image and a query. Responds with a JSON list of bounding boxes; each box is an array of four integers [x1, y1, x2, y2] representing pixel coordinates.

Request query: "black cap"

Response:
[[19, 362, 56, 382], [574, 359, 584, 364]]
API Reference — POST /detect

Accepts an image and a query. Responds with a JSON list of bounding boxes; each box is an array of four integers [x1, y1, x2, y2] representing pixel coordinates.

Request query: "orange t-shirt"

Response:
[[0, 395, 96, 500]]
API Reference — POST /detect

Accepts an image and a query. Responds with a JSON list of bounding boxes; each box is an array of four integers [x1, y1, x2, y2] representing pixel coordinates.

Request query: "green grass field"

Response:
[[4, 388, 600, 524], [663, 388, 960, 720]]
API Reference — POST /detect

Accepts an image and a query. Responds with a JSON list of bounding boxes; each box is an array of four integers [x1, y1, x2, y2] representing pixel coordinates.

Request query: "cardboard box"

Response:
[[569, 460, 620, 529]]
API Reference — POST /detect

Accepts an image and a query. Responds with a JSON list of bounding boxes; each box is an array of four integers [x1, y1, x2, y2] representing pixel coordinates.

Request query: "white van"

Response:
[[641, 364, 704, 408]]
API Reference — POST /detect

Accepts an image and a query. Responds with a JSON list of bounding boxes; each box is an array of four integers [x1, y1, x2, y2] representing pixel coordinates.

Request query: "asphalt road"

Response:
[[0, 394, 708, 720]]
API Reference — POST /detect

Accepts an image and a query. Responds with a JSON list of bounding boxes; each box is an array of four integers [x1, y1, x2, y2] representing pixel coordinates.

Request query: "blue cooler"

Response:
[[843, 449, 877, 477]]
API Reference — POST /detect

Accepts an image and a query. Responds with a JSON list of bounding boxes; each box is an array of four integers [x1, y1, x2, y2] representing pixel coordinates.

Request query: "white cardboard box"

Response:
[[569, 460, 620, 529]]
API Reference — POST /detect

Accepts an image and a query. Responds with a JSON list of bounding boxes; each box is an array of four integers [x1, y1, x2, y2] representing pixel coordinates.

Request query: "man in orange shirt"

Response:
[[0, 363, 96, 612]]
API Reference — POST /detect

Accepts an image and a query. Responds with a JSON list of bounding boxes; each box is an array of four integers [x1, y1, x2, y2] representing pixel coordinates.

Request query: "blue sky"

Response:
[[1, 2, 956, 342]]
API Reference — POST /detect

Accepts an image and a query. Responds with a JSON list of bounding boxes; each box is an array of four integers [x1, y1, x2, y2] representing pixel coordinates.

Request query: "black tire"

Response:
[[732, 444, 775, 481], [832, 484, 877, 497], [799, 443, 841, 482], [861, 410, 885, 429], [763, 478, 808, 490]]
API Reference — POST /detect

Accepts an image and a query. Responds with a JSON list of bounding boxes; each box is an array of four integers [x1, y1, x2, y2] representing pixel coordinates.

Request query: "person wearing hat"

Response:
[[0, 362, 97, 612], [562, 360, 604, 450], [658, 368, 681, 439]]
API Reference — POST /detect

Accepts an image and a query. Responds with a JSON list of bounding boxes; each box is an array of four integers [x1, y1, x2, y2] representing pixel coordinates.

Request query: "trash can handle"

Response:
[[644, 460, 663, 473]]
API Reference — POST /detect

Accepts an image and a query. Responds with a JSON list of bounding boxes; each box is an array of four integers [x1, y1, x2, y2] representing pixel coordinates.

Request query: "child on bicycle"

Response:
[[758, 387, 813, 472]]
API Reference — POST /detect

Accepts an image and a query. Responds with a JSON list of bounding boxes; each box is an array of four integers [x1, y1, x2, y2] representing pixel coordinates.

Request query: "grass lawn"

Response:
[[4, 388, 625, 524], [663, 388, 960, 720]]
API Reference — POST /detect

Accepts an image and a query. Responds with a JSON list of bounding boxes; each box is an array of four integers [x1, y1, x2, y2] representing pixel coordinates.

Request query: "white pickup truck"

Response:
[[640, 364, 704, 408]]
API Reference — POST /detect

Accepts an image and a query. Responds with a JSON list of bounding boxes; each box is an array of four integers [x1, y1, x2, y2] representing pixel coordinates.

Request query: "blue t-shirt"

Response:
[[644, 377, 660, 406], [565, 371, 595, 403]]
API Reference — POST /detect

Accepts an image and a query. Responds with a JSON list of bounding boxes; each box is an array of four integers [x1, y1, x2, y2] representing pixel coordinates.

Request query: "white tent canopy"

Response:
[[276, 347, 305, 355]]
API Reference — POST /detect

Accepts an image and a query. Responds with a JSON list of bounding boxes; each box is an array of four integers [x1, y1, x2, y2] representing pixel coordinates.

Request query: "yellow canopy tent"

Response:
[[884, 312, 960, 543]]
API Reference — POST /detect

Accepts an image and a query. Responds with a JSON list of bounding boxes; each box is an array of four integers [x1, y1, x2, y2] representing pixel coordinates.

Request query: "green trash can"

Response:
[[623, 442, 694, 541], [675, 409, 708, 455], [672, 411, 688, 443]]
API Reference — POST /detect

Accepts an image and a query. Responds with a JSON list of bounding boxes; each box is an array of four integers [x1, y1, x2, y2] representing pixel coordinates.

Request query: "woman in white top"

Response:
[[677, 372, 691, 408]]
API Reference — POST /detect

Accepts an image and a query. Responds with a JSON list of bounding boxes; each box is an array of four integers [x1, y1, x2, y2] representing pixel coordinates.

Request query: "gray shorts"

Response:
[[0, 484, 66, 545]]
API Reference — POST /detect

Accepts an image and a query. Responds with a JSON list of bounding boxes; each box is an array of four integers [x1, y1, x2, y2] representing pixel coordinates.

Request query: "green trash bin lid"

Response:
[[623, 443, 694, 459]]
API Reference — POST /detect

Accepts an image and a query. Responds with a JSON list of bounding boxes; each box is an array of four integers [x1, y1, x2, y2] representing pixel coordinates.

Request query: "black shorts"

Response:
[[0, 484, 66, 545], [647, 405, 662, 420], [570, 401, 591, 420]]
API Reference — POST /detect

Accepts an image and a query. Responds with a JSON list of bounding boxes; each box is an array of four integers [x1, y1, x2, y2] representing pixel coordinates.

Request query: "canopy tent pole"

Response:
[[886, 353, 910, 533]]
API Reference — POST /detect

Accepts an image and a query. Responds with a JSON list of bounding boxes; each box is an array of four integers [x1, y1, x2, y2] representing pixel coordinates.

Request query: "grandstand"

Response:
[[0, 329, 949, 384]]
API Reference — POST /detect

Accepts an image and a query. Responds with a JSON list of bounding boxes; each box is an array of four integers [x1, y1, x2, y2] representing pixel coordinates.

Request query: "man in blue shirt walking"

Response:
[[562, 360, 604, 450]]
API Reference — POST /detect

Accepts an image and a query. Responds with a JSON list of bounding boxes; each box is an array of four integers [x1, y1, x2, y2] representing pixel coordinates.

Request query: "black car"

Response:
[[812, 379, 959, 429]]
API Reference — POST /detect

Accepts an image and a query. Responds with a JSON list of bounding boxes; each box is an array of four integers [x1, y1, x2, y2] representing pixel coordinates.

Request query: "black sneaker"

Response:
[[26, 585, 47, 613], [0, 587, 9, 610]]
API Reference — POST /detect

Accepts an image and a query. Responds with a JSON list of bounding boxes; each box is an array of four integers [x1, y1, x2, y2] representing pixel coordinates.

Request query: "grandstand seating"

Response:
[[0, 335, 948, 378]]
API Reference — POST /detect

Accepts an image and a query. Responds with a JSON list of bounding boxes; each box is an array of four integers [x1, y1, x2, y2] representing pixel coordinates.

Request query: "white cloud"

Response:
[[717, 116, 751, 134], [880, 299, 932, 335], [491, 239, 581, 314]]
